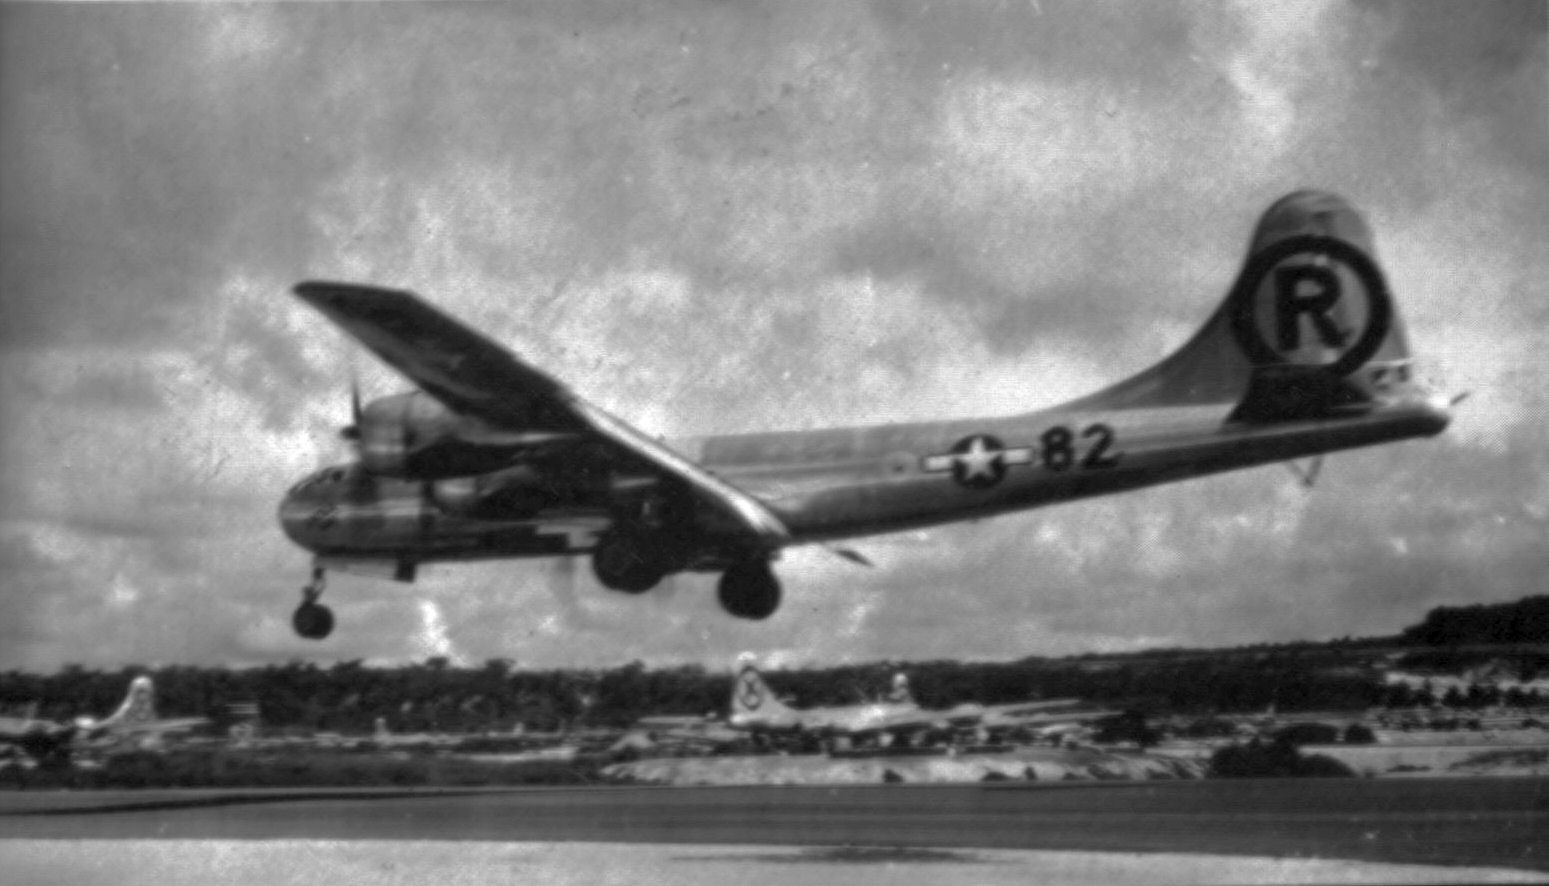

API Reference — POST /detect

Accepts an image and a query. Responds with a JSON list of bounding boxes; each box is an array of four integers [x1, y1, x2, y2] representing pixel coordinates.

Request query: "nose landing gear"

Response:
[[292, 567, 335, 640]]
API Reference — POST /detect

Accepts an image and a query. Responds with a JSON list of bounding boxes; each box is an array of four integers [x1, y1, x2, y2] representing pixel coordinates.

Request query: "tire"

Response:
[[293, 601, 335, 640], [717, 560, 781, 620], [591, 527, 666, 593]]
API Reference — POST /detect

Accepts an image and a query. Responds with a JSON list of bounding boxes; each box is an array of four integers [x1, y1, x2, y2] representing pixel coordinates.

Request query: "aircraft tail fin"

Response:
[[1068, 191, 1422, 423], [730, 654, 795, 720], [97, 676, 157, 733]]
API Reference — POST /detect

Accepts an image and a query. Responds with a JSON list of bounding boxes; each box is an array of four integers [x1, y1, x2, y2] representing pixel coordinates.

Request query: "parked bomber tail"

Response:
[[729, 654, 796, 722], [91, 676, 158, 731], [1069, 190, 1420, 422]]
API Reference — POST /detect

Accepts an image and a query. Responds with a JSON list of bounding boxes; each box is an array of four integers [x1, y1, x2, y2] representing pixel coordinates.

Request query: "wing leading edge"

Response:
[[292, 282, 789, 547]]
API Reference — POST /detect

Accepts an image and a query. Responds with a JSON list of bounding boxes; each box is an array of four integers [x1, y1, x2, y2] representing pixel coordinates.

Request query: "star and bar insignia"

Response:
[[921, 434, 1033, 489]]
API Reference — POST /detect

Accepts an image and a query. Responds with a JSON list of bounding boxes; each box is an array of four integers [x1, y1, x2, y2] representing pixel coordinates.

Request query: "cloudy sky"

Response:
[[1, 1, 1544, 673]]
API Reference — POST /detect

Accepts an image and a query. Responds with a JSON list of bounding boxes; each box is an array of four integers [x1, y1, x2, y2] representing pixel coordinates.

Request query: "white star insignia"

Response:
[[956, 436, 1001, 480]]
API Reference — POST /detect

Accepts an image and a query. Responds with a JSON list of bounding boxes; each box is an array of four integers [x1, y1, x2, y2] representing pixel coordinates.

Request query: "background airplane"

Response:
[[278, 190, 1451, 639], [940, 697, 1119, 732], [725, 656, 937, 747], [70, 676, 209, 752], [0, 676, 207, 762], [0, 702, 75, 765], [725, 656, 1115, 750]]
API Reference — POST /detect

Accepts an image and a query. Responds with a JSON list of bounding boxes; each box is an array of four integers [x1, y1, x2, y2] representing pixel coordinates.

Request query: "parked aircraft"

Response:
[[0, 676, 207, 761], [279, 191, 1451, 638], [0, 703, 74, 764], [73, 676, 209, 750], [726, 656, 934, 742], [946, 697, 1120, 733], [725, 657, 1113, 749], [621, 714, 747, 755]]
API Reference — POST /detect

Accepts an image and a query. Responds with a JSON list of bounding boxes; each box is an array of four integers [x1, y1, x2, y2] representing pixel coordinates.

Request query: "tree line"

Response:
[[1400, 595, 1549, 647], [3, 649, 1541, 737]]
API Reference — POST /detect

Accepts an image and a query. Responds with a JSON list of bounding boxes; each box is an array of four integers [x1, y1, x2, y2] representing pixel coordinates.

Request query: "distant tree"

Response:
[[1273, 722, 1340, 747], [1401, 596, 1549, 646], [1210, 740, 1354, 778], [1342, 724, 1376, 745], [1179, 718, 1238, 739], [1383, 683, 1416, 708], [1466, 683, 1501, 709], [1091, 711, 1160, 748]]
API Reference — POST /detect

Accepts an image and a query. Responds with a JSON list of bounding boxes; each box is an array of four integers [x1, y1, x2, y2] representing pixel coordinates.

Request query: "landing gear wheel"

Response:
[[292, 601, 335, 640], [717, 560, 781, 620], [292, 566, 333, 640], [592, 527, 668, 593]]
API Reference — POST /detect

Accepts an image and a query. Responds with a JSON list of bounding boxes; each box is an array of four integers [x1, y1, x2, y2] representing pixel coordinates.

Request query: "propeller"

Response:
[[341, 372, 363, 443], [542, 554, 594, 627]]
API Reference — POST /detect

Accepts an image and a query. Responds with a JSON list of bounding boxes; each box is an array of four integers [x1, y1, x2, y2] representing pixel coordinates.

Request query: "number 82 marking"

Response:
[[1039, 423, 1121, 471]]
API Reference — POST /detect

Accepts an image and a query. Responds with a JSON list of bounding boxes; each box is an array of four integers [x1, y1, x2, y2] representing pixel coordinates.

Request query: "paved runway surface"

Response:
[[3, 779, 1546, 884]]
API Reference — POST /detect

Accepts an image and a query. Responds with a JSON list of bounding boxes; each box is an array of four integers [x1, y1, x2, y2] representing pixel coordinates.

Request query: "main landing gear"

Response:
[[591, 525, 674, 594], [292, 566, 335, 640], [717, 559, 781, 620], [590, 519, 783, 620], [591, 493, 696, 595]]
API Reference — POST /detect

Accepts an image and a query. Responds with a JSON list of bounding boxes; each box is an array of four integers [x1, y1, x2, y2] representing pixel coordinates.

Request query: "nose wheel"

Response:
[[292, 567, 335, 640]]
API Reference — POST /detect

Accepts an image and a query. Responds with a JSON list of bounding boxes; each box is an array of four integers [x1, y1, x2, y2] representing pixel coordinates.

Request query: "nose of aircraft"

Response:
[[277, 493, 315, 550], [278, 473, 333, 551]]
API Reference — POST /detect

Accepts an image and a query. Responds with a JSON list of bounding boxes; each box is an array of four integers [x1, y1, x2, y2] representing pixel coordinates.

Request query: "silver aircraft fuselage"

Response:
[[280, 394, 1448, 563], [274, 190, 1454, 636]]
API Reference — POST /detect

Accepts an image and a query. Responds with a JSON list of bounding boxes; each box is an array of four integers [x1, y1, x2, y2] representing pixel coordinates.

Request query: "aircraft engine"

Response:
[[351, 392, 550, 479], [427, 469, 556, 519]]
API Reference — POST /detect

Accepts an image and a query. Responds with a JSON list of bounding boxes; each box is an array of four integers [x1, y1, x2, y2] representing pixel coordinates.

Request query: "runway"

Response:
[[3, 778, 1546, 884]]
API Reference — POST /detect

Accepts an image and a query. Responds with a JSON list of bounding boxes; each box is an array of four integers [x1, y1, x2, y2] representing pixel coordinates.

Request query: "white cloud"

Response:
[[1, 1, 1543, 671]]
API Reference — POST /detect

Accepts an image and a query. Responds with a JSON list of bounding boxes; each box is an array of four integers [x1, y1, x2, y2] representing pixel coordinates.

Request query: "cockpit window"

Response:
[[291, 468, 347, 494]]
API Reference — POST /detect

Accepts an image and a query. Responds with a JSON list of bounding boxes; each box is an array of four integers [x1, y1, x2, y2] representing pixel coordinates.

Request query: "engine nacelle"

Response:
[[355, 392, 453, 476], [427, 468, 556, 519], [355, 392, 542, 479]]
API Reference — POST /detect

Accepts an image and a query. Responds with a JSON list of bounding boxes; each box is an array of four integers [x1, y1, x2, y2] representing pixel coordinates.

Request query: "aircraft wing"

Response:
[[981, 708, 1117, 729], [293, 282, 790, 546], [0, 719, 70, 742], [84, 717, 209, 741], [129, 717, 209, 735]]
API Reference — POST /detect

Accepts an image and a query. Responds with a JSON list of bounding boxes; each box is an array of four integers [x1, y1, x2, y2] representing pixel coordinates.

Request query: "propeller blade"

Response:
[[543, 555, 592, 627], [551, 553, 578, 598], [341, 372, 363, 442]]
